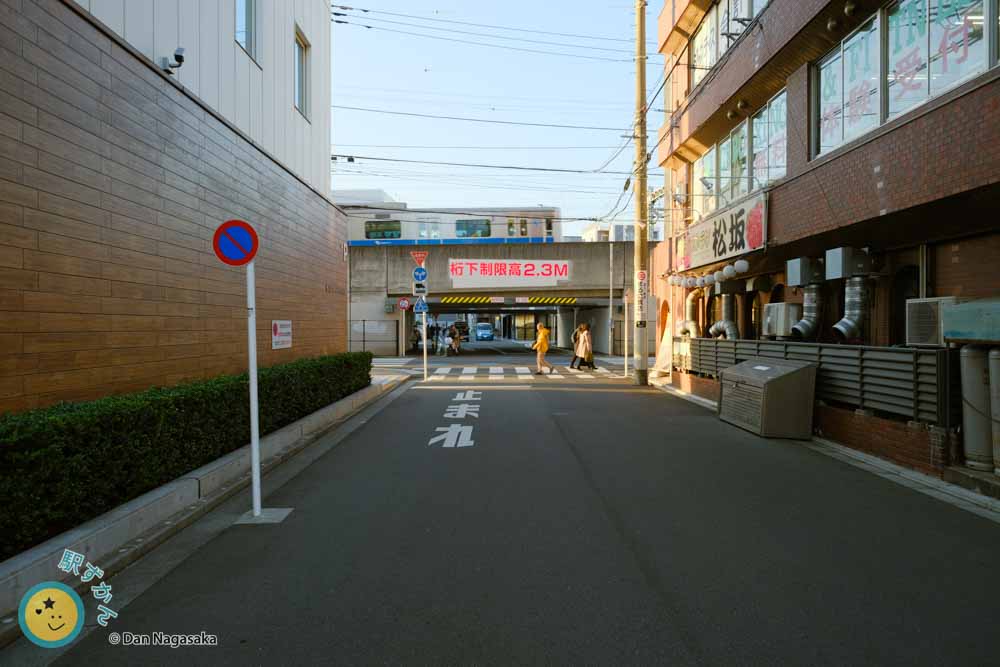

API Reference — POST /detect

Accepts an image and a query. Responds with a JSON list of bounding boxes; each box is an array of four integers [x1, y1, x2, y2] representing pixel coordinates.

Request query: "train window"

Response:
[[364, 220, 401, 239], [456, 219, 491, 238]]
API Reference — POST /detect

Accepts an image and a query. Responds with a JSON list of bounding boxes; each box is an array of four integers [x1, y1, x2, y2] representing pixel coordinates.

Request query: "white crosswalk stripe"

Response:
[[417, 366, 624, 382]]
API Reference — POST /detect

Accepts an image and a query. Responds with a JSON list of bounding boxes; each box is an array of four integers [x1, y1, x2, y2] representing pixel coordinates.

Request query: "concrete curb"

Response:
[[651, 378, 1000, 524], [0, 374, 407, 646]]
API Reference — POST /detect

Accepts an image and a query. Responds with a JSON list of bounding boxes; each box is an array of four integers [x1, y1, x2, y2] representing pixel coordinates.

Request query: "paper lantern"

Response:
[[723, 264, 737, 278], [704, 274, 715, 285], [696, 277, 705, 287], [734, 259, 750, 273]]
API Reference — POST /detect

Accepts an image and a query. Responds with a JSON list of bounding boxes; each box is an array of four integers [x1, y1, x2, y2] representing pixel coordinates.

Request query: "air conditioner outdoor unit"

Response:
[[905, 297, 961, 346], [762, 302, 802, 337]]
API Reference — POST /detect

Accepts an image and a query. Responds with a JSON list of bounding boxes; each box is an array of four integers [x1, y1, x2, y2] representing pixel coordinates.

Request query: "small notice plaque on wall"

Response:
[[271, 320, 292, 349]]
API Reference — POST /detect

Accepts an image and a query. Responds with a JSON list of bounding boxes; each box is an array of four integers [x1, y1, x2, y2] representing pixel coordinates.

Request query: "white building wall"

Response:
[[72, 0, 331, 194]]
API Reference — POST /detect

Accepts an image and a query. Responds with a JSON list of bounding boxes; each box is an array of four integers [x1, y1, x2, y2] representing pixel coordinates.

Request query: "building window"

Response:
[[236, 0, 256, 58], [545, 218, 554, 236], [690, 5, 717, 88], [456, 219, 491, 238], [843, 17, 880, 141], [767, 90, 787, 182], [519, 219, 528, 236], [507, 218, 516, 236], [364, 220, 401, 239], [717, 134, 731, 209], [294, 30, 309, 117], [814, 0, 988, 154], [928, 0, 985, 96], [751, 109, 768, 191], [818, 48, 845, 153], [730, 120, 749, 201]]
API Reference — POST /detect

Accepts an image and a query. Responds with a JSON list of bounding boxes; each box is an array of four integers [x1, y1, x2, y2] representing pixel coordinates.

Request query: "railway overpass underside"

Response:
[[348, 242, 658, 356]]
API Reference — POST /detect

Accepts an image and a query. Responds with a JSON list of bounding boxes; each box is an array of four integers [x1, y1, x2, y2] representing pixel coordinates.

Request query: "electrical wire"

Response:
[[334, 84, 634, 108], [330, 105, 627, 131], [332, 12, 652, 55], [340, 203, 601, 222], [332, 4, 653, 44], [335, 169, 621, 196], [333, 19, 634, 63], [334, 144, 625, 150], [331, 154, 633, 175]]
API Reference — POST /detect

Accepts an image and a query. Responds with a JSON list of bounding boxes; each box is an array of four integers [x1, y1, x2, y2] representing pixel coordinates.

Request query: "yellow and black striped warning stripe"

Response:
[[440, 296, 493, 304], [528, 297, 577, 305]]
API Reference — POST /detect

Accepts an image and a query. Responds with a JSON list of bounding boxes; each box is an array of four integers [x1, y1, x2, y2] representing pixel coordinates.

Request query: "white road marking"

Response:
[[462, 367, 477, 374], [595, 367, 610, 374], [435, 367, 451, 375], [566, 368, 582, 374], [515, 367, 531, 374], [489, 367, 503, 374]]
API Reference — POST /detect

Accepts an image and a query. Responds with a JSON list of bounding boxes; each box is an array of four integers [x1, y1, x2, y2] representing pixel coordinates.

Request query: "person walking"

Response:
[[569, 324, 584, 369], [532, 322, 554, 375], [575, 323, 595, 370]]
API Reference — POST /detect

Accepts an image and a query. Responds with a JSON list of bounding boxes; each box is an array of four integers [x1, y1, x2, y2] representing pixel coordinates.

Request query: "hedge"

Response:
[[0, 352, 373, 562]]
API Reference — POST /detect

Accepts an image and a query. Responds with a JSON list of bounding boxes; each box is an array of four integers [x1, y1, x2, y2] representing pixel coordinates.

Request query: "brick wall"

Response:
[[670, 371, 720, 403], [933, 231, 1000, 299], [0, 0, 347, 413], [814, 404, 939, 476]]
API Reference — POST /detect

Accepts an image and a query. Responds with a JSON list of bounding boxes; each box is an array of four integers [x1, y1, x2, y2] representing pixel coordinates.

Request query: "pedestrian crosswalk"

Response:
[[421, 366, 616, 382]]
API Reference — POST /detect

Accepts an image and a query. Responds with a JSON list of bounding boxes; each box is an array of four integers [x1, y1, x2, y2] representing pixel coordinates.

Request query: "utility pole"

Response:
[[632, 0, 649, 386]]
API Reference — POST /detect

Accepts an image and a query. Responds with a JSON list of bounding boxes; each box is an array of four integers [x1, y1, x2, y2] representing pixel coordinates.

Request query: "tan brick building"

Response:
[[651, 0, 1000, 475], [0, 0, 347, 413]]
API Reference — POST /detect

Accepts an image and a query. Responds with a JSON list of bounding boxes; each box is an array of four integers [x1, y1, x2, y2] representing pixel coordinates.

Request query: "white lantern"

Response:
[[734, 259, 750, 273], [686, 277, 697, 288], [723, 264, 737, 278], [704, 274, 715, 285], [668, 276, 677, 285], [714, 271, 724, 283], [696, 277, 705, 287]]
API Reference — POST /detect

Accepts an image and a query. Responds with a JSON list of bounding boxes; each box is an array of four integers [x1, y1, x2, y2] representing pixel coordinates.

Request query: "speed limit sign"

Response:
[[398, 297, 411, 310]]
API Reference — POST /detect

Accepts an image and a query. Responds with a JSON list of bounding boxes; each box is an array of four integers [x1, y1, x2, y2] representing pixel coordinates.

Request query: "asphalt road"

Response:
[[54, 373, 1000, 665]]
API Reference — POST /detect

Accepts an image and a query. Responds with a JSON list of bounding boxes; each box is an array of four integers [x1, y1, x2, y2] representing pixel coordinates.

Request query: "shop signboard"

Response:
[[684, 192, 766, 270]]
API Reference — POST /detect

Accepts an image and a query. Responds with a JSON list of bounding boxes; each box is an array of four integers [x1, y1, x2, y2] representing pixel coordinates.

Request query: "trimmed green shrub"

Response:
[[0, 352, 372, 562]]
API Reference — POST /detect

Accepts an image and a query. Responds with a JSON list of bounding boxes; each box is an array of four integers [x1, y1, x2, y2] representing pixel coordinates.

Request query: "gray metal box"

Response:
[[825, 247, 872, 280], [718, 357, 818, 439], [786, 257, 824, 286]]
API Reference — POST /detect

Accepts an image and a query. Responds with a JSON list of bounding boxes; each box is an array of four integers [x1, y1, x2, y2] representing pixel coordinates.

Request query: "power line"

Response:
[[331, 105, 627, 131], [334, 84, 634, 108], [333, 19, 633, 63], [335, 170, 621, 196], [334, 144, 625, 150], [332, 4, 654, 44], [338, 203, 601, 222], [332, 12, 655, 56], [331, 154, 633, 175]]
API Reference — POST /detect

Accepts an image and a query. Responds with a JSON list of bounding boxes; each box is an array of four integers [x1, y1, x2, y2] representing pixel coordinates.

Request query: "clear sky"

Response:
[[330, 1, 666, 235]]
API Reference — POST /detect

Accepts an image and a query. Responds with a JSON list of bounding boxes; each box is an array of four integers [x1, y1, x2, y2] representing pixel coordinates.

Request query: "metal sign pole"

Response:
[[246, 260, 261, 518], [422, 311, 428, 381], [624, 299, 629, 379]]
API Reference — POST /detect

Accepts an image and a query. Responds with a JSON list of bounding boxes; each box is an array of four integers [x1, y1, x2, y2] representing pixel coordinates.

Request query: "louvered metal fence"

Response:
[[672, 338, 959, 426]]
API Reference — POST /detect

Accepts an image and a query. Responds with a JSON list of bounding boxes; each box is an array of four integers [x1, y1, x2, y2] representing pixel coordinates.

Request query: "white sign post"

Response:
[[271, 320, 292, 349], [623, 288, 631, 379], [246, 260, 261, 517], [214, 220, 291, 525]]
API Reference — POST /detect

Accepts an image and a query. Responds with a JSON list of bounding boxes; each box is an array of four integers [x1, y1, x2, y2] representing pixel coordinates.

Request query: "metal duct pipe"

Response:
[[679, 287, 703, 336], [709, 293, 740, 339], [790, 284, 823, 340], [832, 276, 867, 341]]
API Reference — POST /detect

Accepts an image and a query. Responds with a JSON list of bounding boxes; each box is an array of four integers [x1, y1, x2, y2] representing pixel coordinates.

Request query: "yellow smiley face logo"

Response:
[[19, 582, 85, 648]]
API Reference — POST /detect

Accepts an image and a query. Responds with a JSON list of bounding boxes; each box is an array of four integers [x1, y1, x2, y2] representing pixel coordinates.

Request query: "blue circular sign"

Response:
[[213, 220, 259, 266], [412, 267, 427, 282]]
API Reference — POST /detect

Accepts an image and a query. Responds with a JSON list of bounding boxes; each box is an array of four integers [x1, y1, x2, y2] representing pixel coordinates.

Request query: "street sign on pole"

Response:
[[213, 220, 264, 520], [410, 251, 428, 266], [412, 266, 427, 282], [213, 220, 259, 266], [412, 282, 428, 297], [413, 297, 429, 381], [398, 297, 411, 311]]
